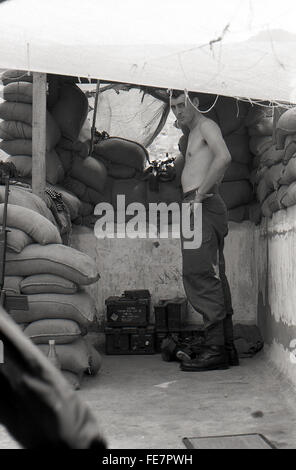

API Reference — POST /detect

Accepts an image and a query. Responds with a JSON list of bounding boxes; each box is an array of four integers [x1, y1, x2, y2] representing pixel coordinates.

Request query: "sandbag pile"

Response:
[[247, 105, 296, 218], [0, 184, 101, 389], [64, 136, 151, 226], [0, 71, 64, 185], [177, 95, 256, 222]]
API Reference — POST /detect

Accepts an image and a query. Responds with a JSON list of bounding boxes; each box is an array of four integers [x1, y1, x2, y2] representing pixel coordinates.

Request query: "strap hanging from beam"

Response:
[[89, 80, 101, 156]]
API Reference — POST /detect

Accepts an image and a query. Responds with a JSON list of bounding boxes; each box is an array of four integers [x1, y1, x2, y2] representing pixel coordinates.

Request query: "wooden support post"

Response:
[[32, 72, 47, 199]]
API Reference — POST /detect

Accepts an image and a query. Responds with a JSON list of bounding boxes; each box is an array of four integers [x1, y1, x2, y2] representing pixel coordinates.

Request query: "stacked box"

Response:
[[104, 290, 155, 354], [154, 297, 204, 352]]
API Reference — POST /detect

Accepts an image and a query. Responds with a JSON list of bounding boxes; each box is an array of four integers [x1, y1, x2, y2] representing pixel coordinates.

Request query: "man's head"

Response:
[[170, 90, 200, 128]]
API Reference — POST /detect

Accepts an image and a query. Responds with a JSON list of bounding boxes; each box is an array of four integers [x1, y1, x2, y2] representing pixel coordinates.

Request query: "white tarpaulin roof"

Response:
[[0, 0, 296, 102]]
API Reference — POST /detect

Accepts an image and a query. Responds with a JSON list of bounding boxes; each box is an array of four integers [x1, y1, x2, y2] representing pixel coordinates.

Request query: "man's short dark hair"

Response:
[[171, 89, 199, 101]]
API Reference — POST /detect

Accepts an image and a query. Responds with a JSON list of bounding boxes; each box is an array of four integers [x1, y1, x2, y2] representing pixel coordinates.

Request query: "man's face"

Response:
[[170, 93, 197, 127]]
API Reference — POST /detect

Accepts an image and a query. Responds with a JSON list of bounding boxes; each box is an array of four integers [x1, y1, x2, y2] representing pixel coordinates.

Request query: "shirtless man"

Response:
[[170, 90, 239, 371]]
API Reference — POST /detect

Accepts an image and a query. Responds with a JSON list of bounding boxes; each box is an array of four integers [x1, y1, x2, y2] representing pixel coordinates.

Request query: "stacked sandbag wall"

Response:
[[0, 184, 102, 389], [177, 95, 258, 222], [246, 105, 296, 218], [66, 136, 151, 226], [0, 71, 64, 185]]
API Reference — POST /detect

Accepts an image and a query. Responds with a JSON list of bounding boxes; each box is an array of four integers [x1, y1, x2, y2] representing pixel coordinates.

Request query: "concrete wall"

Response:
[[71, 220, 258, 326], [256, 206, 296, 389]]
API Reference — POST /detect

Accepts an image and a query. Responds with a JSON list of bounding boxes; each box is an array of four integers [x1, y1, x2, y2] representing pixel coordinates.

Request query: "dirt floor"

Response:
[[1, 349, 296, 449]]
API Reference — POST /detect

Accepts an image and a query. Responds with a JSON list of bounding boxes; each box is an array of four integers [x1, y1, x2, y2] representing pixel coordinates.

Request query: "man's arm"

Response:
[[195, 120, 231, 202]]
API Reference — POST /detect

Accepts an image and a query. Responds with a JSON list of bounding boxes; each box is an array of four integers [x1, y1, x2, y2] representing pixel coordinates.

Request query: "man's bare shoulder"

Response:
[[199, 117, 222, 136]]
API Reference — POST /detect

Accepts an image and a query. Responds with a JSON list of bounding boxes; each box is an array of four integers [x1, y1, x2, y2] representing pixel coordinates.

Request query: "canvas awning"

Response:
[[0, 0, 295, 103]]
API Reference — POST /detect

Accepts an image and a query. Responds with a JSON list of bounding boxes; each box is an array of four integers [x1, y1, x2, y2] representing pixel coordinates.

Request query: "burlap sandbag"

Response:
[[10, 292, 97, 331], [3, 276, 23, 295], [263, 163, 285, 191], [0, 138, 32, 156], [249, 135, 273, 157], [219, 181, 254, 209], [1, 82, 33, 104], [283, 135, 296, 164], [46, 183, 82, 221], [214, 96, 250, 136], [0, 185, 56, 225], [0, 204, 62, 245], [245, 106, 273, 127], [70, 155, 107, 194], [20, 274, 78, 295], [276, 107, 296, 149], [224, 133, 251, 164], [0, 102, 61, 149], [256, 178, 273, 204], [51, 83, 88, 141], [248, 117, 273, 137], [111, 178, 147, 208], [261, 145, 285, 167], [0, 120, 32, 140], [280, 156, 296, 185], [93, 137, 149, 171], [5, 244, 100, 285], [7, 227, 33, 253], [0, 69, 33, 85], [37, 337, 98, 376], [223, 162, 250, 182], [281, 181, 296, 208], [24, 319, 82, 345], [4, 151, 64, 185]]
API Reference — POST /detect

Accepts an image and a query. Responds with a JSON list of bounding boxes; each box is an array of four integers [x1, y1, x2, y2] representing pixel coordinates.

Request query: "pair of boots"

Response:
[[179, 320, 239, 372]]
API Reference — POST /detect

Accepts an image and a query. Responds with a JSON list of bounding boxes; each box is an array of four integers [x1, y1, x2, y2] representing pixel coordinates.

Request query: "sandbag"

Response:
[[5, 244, 100, 285], [283, 136, 296, 164], [1, 69, 33, 85], [250, 166, 267, 186], [276, 107, 296, 149], [223, 162, 250, 182], [70, 156, 107, 193], [224, 134, 251, 164], [3, 276, 23, 295], [24, 319, 82, 345], [99, 157, 137, 179], [1, 82, 33, 103], [111, 178, 147, 208], [55, 147, 73, 173], [62, 371, 81, 390], [63, 175, 113, 206], [268, 185, 288, 213], [4, 151, 64, 185], [0, 204, 62, 245], [261, 187, 288, 217], [37, 337, 97, 376], [280, 156, 296, 185], [7, 227, 33, 253], [252, 155, 261, 169], [20, 274, 78, 295], [219, 181, 254, 209], [0, 102, 61, 148], [0, 139, 32, 156], [10, 292, 97, 331], [51, 83, 88, 141], [93, 137, 149, 171], [256, 178, 272, 204], [0, 120, 32, 140], [0, 184, 56, 225], [245, 106, 273, 127], [58, 137, 89, 158], [84, 345, 102, 376], [260, 145, 284, 167], [248, 117, 273, 136], [214, 97, 250, 136], [47, 183, 82, 221], [249, 135, 273, 157], [281, 181, 296, 208], [79, 201, 94, 217], [263, 163, 285, 191]]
